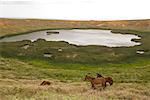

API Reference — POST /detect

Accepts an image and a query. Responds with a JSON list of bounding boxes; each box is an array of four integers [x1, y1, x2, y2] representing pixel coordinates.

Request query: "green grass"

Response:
[[1, 56, 150, 83], [0, 37, 150, 64]]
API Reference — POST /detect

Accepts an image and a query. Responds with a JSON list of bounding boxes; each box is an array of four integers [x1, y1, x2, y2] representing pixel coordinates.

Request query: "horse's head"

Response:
[[96, 73, 103, 78], [84, 75, 89, 81]]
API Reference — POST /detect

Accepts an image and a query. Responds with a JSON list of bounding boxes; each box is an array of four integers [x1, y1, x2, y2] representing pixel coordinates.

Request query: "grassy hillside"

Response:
[[0, 18, 150, 37]]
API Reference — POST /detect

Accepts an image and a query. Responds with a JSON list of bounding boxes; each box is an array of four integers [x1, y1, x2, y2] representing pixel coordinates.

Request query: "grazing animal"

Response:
[[40, 81, 51, 86], [96, 73, 113, 86], [84, 75, 106, 89]]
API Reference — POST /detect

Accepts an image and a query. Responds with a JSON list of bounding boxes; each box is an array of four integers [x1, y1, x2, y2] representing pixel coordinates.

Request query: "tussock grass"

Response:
[[0, 79, 149, 100]]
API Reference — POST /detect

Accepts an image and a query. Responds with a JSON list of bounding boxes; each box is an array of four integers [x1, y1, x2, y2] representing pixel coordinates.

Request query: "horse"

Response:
[[96, 73, 113, 86], [40, 81, 51, 86], [84, 75, 106, 89]]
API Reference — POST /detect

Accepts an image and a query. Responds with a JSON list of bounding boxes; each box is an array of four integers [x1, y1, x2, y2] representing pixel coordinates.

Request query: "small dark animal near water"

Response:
[[97, 73, 113, 86], [40, 81, 51, 86], [84, 75, 106, 89]]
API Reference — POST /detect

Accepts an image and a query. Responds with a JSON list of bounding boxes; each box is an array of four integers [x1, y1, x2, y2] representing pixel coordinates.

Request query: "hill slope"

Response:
[[0, 18, 150, 37]]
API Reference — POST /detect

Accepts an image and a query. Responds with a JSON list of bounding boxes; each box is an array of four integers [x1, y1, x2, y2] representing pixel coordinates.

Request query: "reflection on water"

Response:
[[0, 29, 141, 47]]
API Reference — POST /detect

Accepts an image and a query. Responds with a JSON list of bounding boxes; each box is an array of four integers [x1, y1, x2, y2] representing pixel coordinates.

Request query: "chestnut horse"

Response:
[[84, 75, 106, 89], [96, 73, 113, 86]]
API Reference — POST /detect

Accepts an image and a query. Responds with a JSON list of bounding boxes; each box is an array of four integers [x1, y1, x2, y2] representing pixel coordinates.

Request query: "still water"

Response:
[[0, 29, 141, 47]]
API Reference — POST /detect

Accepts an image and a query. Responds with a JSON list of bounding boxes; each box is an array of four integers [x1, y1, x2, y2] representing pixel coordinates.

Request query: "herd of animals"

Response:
[[40, 73, 113, 90]]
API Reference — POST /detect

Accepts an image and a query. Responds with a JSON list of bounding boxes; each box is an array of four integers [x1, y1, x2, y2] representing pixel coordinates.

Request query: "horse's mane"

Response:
[[96, 73, 103, 77]]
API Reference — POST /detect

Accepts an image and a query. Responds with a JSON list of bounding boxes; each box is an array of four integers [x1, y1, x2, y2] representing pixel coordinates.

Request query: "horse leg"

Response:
[[102, 82, 106, 89], [93, 85, 96, 89], [91, 83, 96, 89]]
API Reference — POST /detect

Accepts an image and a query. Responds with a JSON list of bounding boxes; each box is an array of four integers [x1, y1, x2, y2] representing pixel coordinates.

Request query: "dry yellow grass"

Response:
[[0, 79, 149, 100]]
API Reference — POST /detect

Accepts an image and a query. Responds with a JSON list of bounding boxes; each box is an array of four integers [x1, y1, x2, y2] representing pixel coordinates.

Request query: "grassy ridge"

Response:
[[0, 18, 150, 37]]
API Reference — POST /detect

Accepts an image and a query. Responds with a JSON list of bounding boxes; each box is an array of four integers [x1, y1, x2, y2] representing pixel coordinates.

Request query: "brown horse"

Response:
[[84, 75, 106, 89], [40, 81, 51, 86], [96, 73, 113, 86]]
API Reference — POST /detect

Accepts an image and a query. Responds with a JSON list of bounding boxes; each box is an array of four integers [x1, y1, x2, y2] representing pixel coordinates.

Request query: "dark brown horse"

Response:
[[97, 73, 113, 86], [84, 75, 106, 89], [40, 81, 51, 86]]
